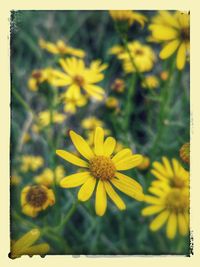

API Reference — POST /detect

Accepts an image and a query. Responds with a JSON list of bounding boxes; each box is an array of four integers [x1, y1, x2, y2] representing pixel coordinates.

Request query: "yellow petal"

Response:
[[95, 180, 107, 216], [148, 186, 164, 197], [115, 172, 143, 191], [150, 25, 178, 41], [56, 150, 88, 167], [112, 148, 132, 164], [12, 229, 40, 256], [115, 154, 143, 170], [104, 181, 126, 210], [162, 157, 174, 177], [22, 243, 50, 256], [176, 43, 186, 70], [78, 176, 96, 202], [69, 130, 94, 160], [178, 213, 188, 236], [94, 127, 104, 156], [22, 205, 38, 218], [152, 161, 168, 177], [172, 158, 180, 177], [111, 178, 144, 201], [150, 210, 169, 231], [84, 84, 105, 101], [151, 170, 166, 181], [144, 195, 162, 205], [142, 205, 164, 216], [166, 212, 177, 239], [160, 40, 180, 59], [60, 172, 90, 188], [103, 137, 116, 157]]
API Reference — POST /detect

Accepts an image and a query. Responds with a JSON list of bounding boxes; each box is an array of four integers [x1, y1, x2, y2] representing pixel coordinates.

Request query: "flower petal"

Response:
[[150, 25, 178, 41], [176, 43, 186, 70], [150, 210, 169, 231], [166, 212, 177, 239], [95, 180, 107, 216], [115, 172, 143, 191], [159, 40, 180, 59], [22, 243, 50, 256], [162, 157, 174, 177], [103, 137, 116, 157], [104, 181, 126, 210], [142, 205, 164, 216], [111, 178, 144, 201], [78, 176, 96, 202], [60, 172, 90, 188], [94, 127, 104, 155], [69, 130, 94, 160], [111, 148, 132, 164], [115, 154, 143, 170], [56, 150, 88, 167], [178, 213, 188, 236]]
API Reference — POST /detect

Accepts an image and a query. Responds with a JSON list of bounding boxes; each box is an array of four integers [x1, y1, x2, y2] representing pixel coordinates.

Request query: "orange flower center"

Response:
[[73, 75, 85, 87], [26, 186, 47, 207], [89, 156, 116, 180]]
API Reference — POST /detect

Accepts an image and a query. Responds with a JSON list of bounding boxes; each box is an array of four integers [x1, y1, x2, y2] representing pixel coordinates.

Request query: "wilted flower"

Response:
[[179, 142, 190, 164], [11, 229, 50, 258], [57, 127, 144, 216], [111, 78, 125, 93], [21, 185, 55, 217]]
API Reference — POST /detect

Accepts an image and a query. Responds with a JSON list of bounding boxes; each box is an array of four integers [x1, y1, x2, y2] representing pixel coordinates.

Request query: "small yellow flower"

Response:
[[81, 117, 104, 131], [22, 133, 31, 144], [150, 157, 189, 189], [20, 155, 44, 173], [111, 79, 125, 93], [137, 156, 150, 170], [179, 142, 190, 164], [11, 228, 50, 258], [61, 89, 87, 114], [141, 75, 160, 89], [105, 97, 119, 109], [51, 57, 106, 101], [149, 11, 190, 70], [34, 110, 66, 130], [11, 174, 21, 186], [35, 166, 65, 187], [160, 71, 169, 81], [56, 127, 144, 216], [39, 38, 85, 58], [142, 186, 189, 239], [28, 68, 53, 91], [21, 185, 55, 217], [110, 41, 156, 73], [109, 10, 147, 27]]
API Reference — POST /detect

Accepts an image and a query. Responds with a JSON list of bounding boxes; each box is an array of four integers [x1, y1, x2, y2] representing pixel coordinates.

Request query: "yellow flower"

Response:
[[22, 133, 31, 144], [11, 174, 21, 186], [21, 155, 44, 173], [85, 128, 111, 147], [110, 41, 156, 73], [39, 38, 85, 58], [105, 97, 119, 109], [149, 11, 190, 70], [21, 185, 55, 217], [109, 10, 147, 27], [150, 157, 189, 189], [142, 186, 189, 239], [35, 166, 65, 186], [141, 75, 160, 89], [11, 228, 50, 258], [111, 78, 125, 93], [179, 142, 190, 164], [28, 68, 53, 91], [137, 156, 150, 170], [37, 110, 66, 129], [51, 57, 106, 101], [61, 89, 87, 114], [81, 117, 104, 131], [160, 70, 169, 81], [56, 127, 144, 216]]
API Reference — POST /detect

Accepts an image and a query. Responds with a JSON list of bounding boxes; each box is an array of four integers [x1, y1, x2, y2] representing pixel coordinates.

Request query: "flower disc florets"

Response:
[[89, 156, 116, 180], [26, 185, 47, 208]]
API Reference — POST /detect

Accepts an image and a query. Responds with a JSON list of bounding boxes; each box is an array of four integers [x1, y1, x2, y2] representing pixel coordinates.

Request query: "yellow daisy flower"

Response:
[[35, 166, 65, 187], [21, 185, 55, 217], [56, 127, 144, 216], [51, 57, 106, 101], [28, 68, 53, 92], [150, 157, 189, 189], [109, 10, 147, 27], [110, 41, 156, 73], [149, 11, 190, 70], [61, 89, 87, 114], [39, 38, 85, 58], [141, 75, 160, 89], [81, 117, 104, 131], [20, 155, 44, 173], [142, 186, 189, 239], [11, 228, 49, 258]]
